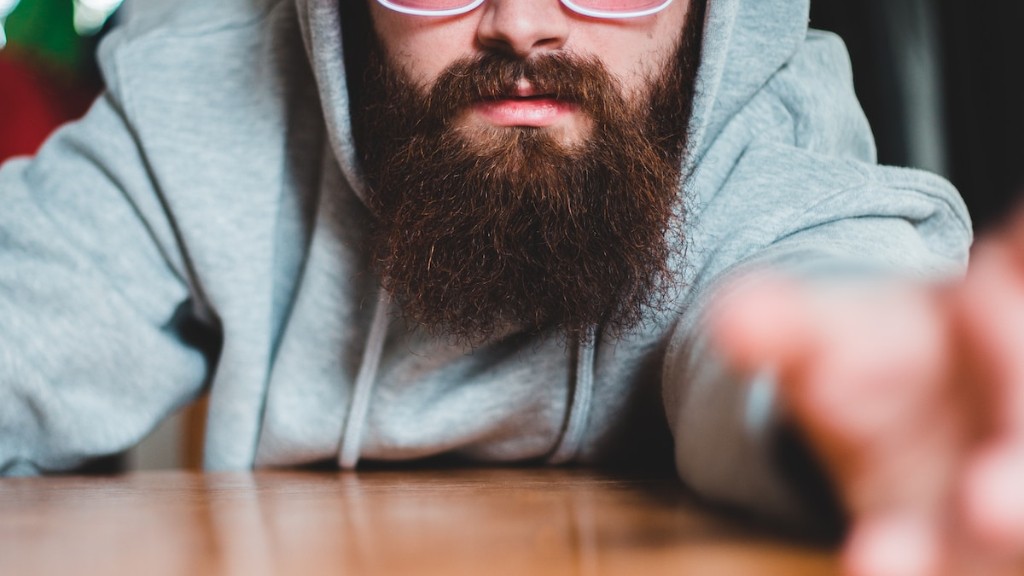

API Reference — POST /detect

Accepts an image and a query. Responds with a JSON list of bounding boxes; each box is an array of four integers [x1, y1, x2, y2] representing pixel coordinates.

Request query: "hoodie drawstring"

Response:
[[548, 334, 596, 464], [338, 290, 390, 469]]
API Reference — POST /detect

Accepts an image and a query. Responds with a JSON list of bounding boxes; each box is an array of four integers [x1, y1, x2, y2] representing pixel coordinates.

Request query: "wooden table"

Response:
[[0, 467, 838, 575]]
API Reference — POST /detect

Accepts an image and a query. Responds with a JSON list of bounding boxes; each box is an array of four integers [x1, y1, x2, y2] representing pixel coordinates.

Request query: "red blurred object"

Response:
[[0, 51, 97, 162]]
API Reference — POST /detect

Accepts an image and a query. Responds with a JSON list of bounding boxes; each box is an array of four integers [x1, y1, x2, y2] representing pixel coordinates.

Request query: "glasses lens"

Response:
[[383, 0, 474, 9], [569, 0, 673, 14], [380, 0, 673, 16]]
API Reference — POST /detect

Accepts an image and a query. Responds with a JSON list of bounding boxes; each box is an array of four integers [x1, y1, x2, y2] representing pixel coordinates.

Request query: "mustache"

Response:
[[423, 52, 624, 121]]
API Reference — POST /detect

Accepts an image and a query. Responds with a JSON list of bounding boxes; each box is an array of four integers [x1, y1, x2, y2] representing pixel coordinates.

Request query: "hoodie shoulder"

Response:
[[94, 0, 291, 102], [94, 0, 306, 128], [112, 0, 283, 43]]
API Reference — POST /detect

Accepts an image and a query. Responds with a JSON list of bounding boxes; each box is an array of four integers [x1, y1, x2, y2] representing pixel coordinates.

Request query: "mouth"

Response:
[[471, 81, 577, 128]]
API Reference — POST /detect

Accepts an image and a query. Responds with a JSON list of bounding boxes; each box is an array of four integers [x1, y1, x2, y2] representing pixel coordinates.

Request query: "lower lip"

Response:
[[473, 98, 576, 127]]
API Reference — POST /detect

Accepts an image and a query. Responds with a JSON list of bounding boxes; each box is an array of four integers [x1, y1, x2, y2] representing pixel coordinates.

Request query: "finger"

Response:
[[995, 207, 1024, 268], [785, 284, 954, 452], [956, 241, 1024, 552], [809, 290, 963, 576], [960, 241, 1024, 438], [709, 273, 818, 376]]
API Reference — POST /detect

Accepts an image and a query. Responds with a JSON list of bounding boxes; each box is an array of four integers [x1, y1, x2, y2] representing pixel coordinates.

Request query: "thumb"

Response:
[[709, 274, 819, 378]]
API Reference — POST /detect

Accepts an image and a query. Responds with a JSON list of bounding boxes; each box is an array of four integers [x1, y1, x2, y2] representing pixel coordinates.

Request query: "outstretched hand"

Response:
[[712, 224, 1024, 576]]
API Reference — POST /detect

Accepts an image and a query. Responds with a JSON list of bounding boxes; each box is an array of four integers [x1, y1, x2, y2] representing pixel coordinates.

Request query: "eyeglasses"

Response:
[[375, 0, 675, 20]]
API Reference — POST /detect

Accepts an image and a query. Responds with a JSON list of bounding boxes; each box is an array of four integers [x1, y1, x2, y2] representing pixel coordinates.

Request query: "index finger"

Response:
[[957, 237, 1024, 553]]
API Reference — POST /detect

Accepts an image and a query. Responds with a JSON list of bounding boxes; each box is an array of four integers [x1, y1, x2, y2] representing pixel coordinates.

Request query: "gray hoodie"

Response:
[[0, 0, 971, 523]]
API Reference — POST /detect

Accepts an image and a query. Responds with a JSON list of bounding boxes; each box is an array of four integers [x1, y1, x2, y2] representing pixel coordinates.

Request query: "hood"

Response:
[[294, 0, 812, 201]]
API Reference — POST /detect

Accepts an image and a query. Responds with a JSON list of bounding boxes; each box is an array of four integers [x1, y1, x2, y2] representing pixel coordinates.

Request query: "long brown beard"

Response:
[[352, 11, 704, 344]]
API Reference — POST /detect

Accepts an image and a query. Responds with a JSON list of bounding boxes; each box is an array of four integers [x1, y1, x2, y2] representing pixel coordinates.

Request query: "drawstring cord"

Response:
[[548, 332, 596, 464], [338, 290, 391, 469]]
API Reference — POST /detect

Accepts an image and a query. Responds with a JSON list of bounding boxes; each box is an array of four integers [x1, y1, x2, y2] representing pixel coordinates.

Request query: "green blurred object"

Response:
[[5, 0, 86, 71]]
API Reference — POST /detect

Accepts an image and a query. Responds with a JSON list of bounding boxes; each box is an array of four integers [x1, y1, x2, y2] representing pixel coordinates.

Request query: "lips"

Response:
[[471, 81, 577, 127]]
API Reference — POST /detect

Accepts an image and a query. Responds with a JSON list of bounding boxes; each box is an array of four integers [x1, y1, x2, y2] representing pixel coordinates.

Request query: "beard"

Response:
[[351, 12, 704, 344]]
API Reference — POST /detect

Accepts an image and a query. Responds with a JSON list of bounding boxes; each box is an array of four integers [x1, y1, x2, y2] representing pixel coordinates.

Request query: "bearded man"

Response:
[[1, 1, 1022, 574]]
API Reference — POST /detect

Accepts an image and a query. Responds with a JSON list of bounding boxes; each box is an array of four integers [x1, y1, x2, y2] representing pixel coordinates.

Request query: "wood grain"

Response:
[[0, 467, 838, 576]]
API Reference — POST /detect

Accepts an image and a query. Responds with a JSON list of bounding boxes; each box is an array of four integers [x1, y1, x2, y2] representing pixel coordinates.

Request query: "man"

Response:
[[0, 0, 1018, 574]]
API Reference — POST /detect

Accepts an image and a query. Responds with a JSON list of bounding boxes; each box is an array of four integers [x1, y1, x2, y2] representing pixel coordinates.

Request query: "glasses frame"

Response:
[[374, 0, 675, 19]]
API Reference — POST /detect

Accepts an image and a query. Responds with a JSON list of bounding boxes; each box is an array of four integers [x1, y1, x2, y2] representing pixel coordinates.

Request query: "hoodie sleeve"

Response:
[[0, 32, 212, 475]]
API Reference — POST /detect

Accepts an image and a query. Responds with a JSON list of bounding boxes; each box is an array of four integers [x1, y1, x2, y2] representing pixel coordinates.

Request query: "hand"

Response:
[[711, 227, 1024, 576]]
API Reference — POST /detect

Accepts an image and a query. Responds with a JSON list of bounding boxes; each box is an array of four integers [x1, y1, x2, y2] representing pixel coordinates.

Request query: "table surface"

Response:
[[0, 467, 838, 576]]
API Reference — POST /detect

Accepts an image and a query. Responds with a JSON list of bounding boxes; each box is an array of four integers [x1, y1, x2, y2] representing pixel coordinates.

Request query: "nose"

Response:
[[476, 0, 571, 57]]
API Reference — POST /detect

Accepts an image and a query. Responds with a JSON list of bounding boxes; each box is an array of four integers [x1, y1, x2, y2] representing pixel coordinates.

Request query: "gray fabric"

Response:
[[0, 0, 971, 522]]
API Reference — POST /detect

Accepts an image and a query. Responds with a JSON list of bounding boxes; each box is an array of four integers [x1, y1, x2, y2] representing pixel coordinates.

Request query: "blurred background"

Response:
[[0, 0, 173, 159], [0, 0, 1021, 470]]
